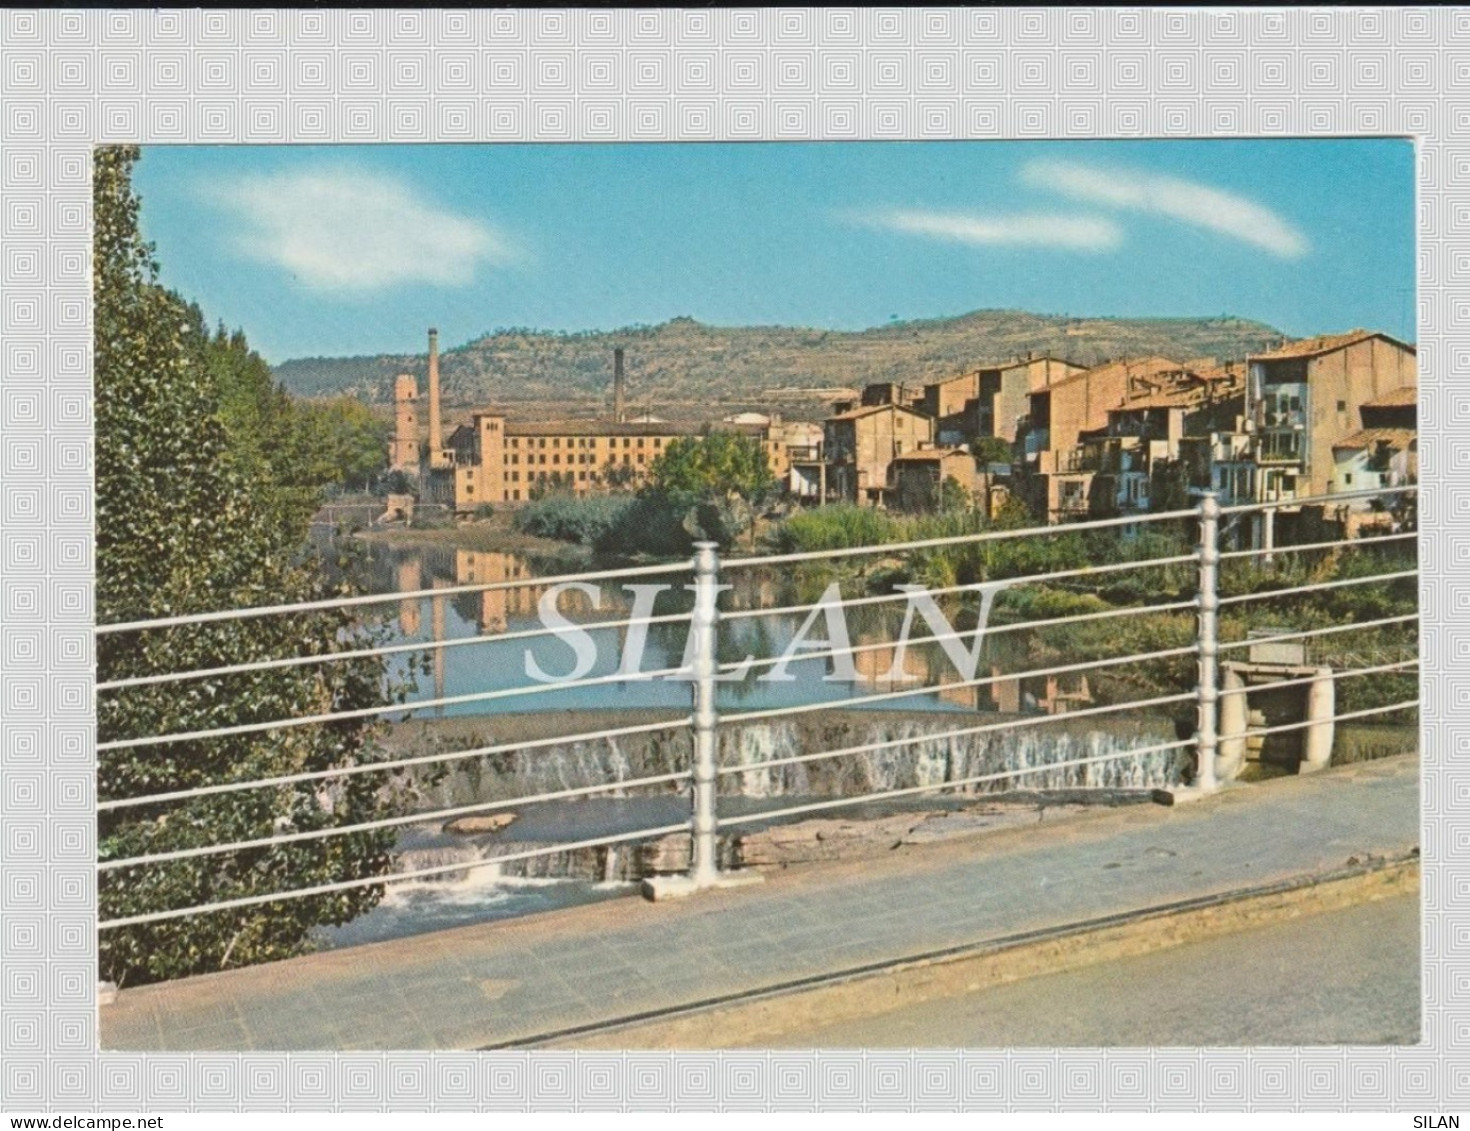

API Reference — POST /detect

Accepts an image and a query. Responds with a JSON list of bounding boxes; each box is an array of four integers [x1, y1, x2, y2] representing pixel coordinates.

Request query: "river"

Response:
[[309, 535, 1414, 950]]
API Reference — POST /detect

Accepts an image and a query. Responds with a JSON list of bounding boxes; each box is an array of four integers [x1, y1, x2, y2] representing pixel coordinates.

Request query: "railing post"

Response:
[[689, 540, 721, 888], [1195, 491, 1221, 793], [642, 541, 761, 900]]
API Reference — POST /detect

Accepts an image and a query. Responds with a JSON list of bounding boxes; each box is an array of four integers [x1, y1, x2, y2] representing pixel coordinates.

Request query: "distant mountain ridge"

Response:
[[271, 310, 1289, 411]]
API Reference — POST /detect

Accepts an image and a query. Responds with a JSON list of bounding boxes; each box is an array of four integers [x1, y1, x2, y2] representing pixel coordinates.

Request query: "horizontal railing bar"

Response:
[[722, 508, 1199, 570], [97, 611, 694, 693], [722, 645, 1198, 725], [717, 691, 1197, 778], [1219, 485, 1417, 517], [95, 560, 694, 636], [98, 822, 691, 931], [1216, 614, 1417, 654], [98, 716, 692, 812], [720, 554, 1198, 624], [1218, 531, 1416, 560], [97, 663, 692, 753], [1228, 700, 1418, 743], [1217, 569, 1418, 607], [98, 768, 692, 872], [716, 600, 1199, 676], [715, 739, 1197, 831]]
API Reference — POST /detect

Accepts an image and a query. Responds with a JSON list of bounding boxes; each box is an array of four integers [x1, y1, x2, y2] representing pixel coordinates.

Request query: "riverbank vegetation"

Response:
[[763, 499, 1416, 723]]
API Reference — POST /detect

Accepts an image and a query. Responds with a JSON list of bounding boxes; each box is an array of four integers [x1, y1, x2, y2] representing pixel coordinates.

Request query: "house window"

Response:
[[1344, 473, 1353, 485], [1337, 400, 1347, 412]]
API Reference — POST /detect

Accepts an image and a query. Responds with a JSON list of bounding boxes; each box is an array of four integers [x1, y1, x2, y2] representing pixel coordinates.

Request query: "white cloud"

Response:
[[858, 208, 1123, 252], [1022, 159, 1309, 260], [210, 168, 519, 291]]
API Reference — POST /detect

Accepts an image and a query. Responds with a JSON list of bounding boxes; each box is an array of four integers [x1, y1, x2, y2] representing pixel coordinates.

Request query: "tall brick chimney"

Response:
[[613, 346, 626, 423], [427, 327, 443, 457]]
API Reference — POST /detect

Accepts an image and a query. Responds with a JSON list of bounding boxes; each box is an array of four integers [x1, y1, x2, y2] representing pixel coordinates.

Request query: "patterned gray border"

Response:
[[0, 6, 1459, 1112]]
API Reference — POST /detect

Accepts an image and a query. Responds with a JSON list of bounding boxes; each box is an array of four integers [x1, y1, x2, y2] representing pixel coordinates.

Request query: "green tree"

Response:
[[1149, 460, 1192, 513], [185, 313, 390, 509], [598, 459, 639, 490], [650, 430, 776, 503], [638, 430, 777, 548], [95, 146, 410, 988], [938, 475, 972, 514], [969, 435, 1014, 466], [292, 395, 392, 493]]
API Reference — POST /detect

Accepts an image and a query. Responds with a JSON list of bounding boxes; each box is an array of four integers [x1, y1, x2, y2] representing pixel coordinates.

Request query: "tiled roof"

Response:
[[1332, 427, 1416, 452], [1108, 363, 1246, 411], [1249, 330, 1415, 361], [1363, 386, 1417, 408], [1038, 356, 1183, 394], [990, 354, 1087, 374], [503, 420, 704, 437]]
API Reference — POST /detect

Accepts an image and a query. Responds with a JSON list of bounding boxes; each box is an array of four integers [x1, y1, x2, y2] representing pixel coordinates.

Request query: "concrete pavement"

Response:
[[746, 891, 1420, 1048], [100, 753, 1418, 1051]]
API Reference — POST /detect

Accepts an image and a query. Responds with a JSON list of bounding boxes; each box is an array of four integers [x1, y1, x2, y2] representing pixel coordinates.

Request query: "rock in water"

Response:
[[443, 812, 517, 835]]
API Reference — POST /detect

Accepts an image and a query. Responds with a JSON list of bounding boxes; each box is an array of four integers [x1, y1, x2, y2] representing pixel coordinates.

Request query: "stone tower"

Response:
[[390, 374, 419, 472]]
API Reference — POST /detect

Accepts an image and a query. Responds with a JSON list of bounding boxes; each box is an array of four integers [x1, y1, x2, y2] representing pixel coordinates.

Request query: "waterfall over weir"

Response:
[[411, 709, 1188, 811]]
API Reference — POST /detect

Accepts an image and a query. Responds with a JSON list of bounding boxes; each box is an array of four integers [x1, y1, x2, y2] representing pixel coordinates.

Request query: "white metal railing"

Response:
[[96, 485, 1418, 932]]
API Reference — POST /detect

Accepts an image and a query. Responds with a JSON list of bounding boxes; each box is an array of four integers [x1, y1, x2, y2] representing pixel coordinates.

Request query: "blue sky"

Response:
[[133, 139, 1415, 364]]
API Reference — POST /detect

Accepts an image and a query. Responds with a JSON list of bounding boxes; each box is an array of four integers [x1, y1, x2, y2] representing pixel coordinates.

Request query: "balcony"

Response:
[[1055, 450, 1100, 474]]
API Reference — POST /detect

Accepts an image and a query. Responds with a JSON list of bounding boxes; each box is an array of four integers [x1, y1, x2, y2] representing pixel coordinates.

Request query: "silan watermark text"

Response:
[[523, 580, 1004, 685]]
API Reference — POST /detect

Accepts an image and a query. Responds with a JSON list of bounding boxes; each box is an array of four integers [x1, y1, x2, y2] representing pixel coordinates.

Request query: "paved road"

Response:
[[755, 893, 1420, 1048]]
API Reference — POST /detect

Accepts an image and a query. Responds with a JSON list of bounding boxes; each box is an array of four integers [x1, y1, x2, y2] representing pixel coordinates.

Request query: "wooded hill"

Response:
[[272, 309, 1288, 413]]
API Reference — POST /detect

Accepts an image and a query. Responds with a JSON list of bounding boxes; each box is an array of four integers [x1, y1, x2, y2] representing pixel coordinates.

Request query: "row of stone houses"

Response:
[[787, 353, 1086, 510], [1020, 329, 1418, 538], [789, 330, 1417, 529]]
